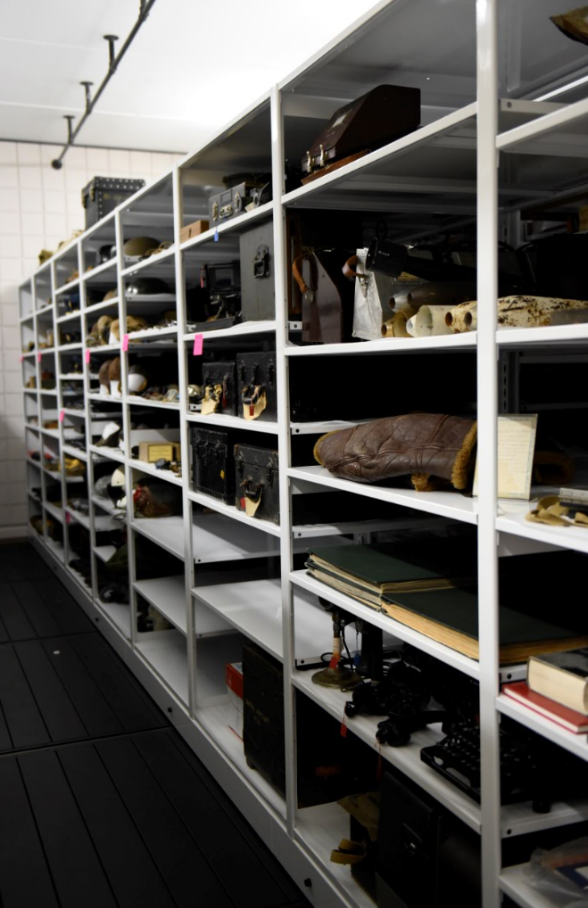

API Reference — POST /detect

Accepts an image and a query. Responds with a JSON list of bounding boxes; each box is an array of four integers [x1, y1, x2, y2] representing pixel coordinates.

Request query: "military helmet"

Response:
[[123, 236, 159, 262], [126, 277, 170, 296]]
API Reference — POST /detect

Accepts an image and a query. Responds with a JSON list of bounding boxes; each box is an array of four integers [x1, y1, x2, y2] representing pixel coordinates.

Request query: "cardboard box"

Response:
[[226, 662, 243, 739], [138, 441, 181, 463], [180, 219, 210, 244]]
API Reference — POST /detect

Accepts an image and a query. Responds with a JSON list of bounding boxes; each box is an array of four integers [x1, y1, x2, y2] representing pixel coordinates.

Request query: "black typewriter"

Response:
[[421, 717, 588, 813]]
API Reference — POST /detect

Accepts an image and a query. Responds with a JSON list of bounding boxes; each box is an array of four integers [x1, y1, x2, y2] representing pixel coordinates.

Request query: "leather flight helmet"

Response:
[[108, 466, 127, 508], [126, 277, 170, 297]]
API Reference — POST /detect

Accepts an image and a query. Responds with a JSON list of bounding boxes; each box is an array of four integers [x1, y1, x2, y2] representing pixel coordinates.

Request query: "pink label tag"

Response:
[[19, 355, 24, 363], [85, 349, 91, 364], [59, 410, 64, 423], [193, 334, 203, 356], [37, 353, 42, 363], [65, 512, 71, 525], [122, 334, 129, 352]]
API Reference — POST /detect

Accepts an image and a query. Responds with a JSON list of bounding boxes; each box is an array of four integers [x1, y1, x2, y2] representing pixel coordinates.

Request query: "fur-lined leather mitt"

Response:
[[313, 413, 477, 492]]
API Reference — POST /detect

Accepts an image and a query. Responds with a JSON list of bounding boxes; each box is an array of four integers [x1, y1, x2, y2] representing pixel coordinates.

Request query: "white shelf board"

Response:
[[290, 419, 369, 436], [186, 411, 278, 434], [292, 515, 443, 539], [54, 277, 80, 296], [134, 576, 188, 635], [285, 332, 476, 356], [57, 342, 82, 353], [497, 323, 588, 346], [130, 459, 183, 486], [86, 343, 121, 354], [180, 201, 273, 254], [62, 444, 87, 461], [84, 298, 119, 316], [192, 579, 332, 662], [294, 804, 380, 908], [60, 373, 84, 380], [97, 599, 131, 640], [121, 245, 176, 278], [288, 465, 478, 525], [92, 496, 126, 519], [194, 634, 245, 708], [44, 502, 63, 522], [195, 703, 286, 819], [136, 631, 189, 705], [500, 864, 555, 908], [40, 427, 59, 438], [127, 395, 180, 410], [131, 512, 280, 562], [290, 569, 480, 679], [44, 537, 65, 563], [56, 311, 81, 324], [94, 545, 116, 562], [126, 326, 178, 342], [187, 490, 281, 538], [293, 671, 481, 833], [84, 257, 117, 280], [497, 501, 588, 556], [89, 445, 125, 464], [62, 407, 86, 418], [497, 694, 588, 764], [183, 319, 276, 343]]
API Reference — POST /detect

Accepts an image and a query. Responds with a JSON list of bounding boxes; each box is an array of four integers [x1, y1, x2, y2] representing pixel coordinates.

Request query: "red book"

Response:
[[503, 682, 588, 733]]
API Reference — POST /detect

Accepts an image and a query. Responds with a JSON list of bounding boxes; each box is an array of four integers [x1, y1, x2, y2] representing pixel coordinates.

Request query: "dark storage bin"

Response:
[[243, 643, 379, 805], [201, 361, 237, 416], [239, 220, 275, 321], [234, 444, 279, 523], [236, 351, 277, 421], [191, 427, 235, 502], [81, 177, 145, 229]]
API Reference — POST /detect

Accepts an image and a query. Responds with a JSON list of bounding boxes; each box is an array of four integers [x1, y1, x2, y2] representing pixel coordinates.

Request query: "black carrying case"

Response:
[[236, 351, 277, 421], [243, 643, 378, 805], [201, 361, 237, 416], [239, 220, 275, 321], [191, 427, 235, 502], [235, 444, 279, 523], [81, 177, 145, 229]]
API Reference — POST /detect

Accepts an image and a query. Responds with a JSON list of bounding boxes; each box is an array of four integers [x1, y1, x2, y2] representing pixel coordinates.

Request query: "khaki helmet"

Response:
[[123, 236, 159, 262]]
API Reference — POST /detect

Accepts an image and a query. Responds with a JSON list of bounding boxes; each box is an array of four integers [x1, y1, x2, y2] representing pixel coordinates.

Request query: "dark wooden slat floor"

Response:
[[0, 544, 310, 908]]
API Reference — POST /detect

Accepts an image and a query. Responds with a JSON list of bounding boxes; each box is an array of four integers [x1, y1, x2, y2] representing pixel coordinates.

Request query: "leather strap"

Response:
[[342, 255, 360, 281], [292, 255, 309, 294], [330, 839, 366, 866]]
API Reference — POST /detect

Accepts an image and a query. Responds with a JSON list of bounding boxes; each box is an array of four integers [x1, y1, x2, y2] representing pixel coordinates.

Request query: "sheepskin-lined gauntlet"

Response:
[[314, 413, 477, 491]]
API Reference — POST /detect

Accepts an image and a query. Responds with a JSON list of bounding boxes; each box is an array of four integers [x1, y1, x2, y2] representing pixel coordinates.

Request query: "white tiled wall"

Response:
[[0, 140, 182, 539]]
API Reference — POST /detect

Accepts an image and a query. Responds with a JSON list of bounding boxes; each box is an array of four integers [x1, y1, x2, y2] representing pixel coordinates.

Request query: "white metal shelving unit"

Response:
[[19, 2, 588, 906]]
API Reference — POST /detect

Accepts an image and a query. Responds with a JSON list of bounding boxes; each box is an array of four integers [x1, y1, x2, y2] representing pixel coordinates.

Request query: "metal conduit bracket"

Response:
[[50, 0, 157, 169]]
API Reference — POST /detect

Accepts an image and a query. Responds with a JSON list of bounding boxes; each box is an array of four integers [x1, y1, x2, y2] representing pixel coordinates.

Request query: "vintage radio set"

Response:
[[81, 177, 146, 230], [301, 85, 421, 182], [236, 351, 277, 421]]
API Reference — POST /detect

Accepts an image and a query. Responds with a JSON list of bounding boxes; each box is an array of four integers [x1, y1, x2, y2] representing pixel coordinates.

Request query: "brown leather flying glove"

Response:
[[313, 413, 477, 492]]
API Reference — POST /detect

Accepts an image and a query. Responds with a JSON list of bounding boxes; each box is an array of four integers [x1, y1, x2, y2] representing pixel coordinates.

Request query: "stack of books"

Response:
[[504, 649, 588, 734], [306, 544, 588, 663]]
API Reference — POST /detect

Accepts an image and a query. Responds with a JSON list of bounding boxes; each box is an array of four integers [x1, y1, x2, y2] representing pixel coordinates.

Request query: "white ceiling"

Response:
[[0, 0, 380, 154]]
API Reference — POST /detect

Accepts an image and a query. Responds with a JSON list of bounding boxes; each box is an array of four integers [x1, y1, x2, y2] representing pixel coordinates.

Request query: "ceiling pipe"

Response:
[[51, 0, 157, 169]]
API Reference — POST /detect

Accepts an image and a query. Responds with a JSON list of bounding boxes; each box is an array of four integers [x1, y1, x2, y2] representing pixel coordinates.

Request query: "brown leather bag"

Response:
[[292, 250, 355, 344]]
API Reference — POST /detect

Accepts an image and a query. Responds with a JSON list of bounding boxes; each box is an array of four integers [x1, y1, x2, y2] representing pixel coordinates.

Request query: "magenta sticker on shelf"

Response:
[[122, 334, 129, 352], [19, 355, 24, 363], [85, 349, 91, 364], [193, 334, 204, 356], [65, 512, 71, 525], [37, 352, 42, 363], [59, 410, 64, 423]]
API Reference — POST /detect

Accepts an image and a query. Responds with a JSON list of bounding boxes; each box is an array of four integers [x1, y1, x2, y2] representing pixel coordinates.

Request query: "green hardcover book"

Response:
[[380, 588, 588, 663], [307, 541, 474, 600]]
